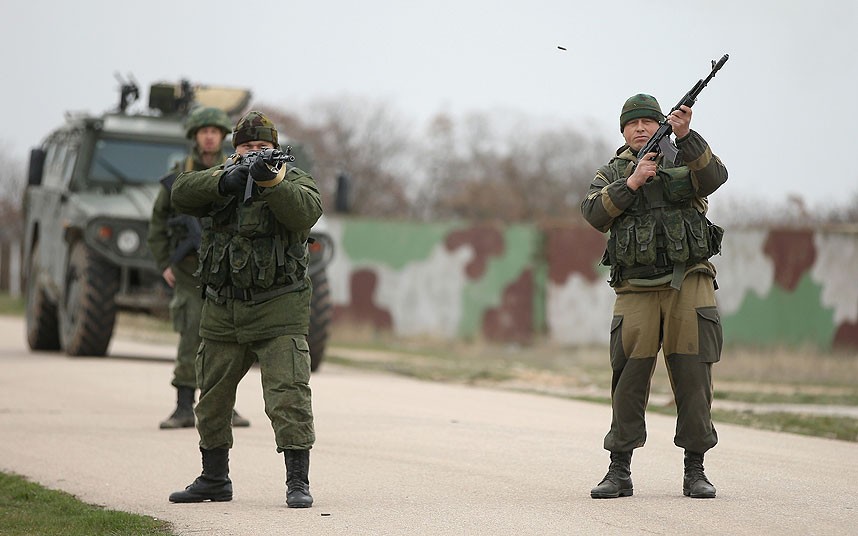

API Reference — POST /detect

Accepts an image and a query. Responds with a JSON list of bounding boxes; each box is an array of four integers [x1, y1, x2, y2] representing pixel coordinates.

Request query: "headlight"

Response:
[[116, 228, 141, 254]]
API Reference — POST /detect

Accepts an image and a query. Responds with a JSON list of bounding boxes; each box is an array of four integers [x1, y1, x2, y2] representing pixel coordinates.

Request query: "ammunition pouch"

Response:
[[659, 165, 694, 203], [606, 206, 723, 287], [196, 198, 310, 297]]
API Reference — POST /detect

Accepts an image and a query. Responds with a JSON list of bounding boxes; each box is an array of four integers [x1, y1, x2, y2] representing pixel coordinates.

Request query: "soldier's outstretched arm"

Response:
[[676, 130, 728, 197], [580, 165, 637, 233], [259, 167, 323, 231], [171, 169, 224, 217]]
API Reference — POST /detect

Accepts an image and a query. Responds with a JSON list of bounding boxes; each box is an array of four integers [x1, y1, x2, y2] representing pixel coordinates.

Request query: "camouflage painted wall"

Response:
[[326, 218, 858, 350]]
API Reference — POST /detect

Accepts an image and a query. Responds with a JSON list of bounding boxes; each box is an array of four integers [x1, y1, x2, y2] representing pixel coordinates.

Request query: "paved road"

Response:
[[1, 316, 856, 535]]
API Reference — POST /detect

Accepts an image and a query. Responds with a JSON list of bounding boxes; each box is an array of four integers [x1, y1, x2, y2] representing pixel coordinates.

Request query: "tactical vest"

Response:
[[195, 196, 310, 297], [603, 157, 723, 286], [161, 156, 201, 255]]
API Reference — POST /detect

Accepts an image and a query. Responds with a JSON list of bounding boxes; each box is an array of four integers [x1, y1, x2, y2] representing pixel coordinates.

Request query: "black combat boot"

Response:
[[284, 449, 313, 508], [590, 451, 634, 499], [231, 409, 251, 428], [169, 447, 233, 503], [683, 451, 716, 498], [160, 386, 195, 429]]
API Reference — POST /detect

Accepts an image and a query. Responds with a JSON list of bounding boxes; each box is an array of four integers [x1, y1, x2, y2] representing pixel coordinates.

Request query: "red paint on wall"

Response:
[[482, 270, 533, 343], [543, 225, 606, 285], [763, 229, 816, 291], [332, 270, 393, 330], [833, 321, 858, 349], [444, 225, 505, 279]]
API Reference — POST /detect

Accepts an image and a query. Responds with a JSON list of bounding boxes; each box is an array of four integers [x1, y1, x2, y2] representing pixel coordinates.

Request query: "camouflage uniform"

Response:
[[581, 94, 727, 499], [148, 148, 223, 391], [169, 111, 321, 508], [147, 107, 250, 430]]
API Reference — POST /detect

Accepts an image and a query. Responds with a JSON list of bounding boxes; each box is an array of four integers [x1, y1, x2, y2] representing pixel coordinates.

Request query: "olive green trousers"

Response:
[[168, 264, 202, 389], [194, 334, 315, 451], [604, 273, 721, 454]]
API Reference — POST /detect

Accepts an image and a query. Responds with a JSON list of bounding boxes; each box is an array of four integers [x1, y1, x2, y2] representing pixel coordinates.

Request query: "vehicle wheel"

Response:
[[308, 269, 332, 372], [59, 241, 119, 356], [25, 241, 61, 351]]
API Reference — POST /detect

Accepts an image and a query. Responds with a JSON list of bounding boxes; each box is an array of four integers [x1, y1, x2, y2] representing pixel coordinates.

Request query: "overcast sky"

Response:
[[2, 0, 856, 209]]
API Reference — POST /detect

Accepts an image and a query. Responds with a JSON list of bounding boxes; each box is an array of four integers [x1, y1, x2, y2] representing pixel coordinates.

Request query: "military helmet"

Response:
[[232, 110, 279, 148], [620, 94, 664, 132], [185, 106, 232, 139]]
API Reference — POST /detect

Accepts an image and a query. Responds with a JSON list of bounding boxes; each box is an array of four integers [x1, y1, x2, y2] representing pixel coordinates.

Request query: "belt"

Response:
[[205, 280, 305, 303]]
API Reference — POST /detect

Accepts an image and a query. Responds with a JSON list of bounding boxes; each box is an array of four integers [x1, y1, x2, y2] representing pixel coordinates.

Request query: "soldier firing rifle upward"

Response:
[[580, 55, 729, 501]]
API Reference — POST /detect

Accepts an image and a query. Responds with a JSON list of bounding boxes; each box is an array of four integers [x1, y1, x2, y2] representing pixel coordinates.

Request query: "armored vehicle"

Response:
[[24, 79, 333, 371]]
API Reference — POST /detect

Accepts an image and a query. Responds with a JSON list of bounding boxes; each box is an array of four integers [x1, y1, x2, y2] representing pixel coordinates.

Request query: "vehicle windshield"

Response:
[[89, 138, 188, 184]]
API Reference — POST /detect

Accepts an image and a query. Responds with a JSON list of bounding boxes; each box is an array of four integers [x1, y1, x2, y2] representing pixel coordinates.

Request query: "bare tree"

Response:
[[0, 143, 26, 239], [260, 97, 415, 218], [260, 100, 612, 222], [415, 111, 608, 222]]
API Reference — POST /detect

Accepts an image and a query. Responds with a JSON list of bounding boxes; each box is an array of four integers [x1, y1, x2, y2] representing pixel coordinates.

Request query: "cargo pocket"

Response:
[[660, 166, 693, 203], [291, 337, 311, 385], [609, 315, 627, 370], [193, 231, 212, 280], [614, 217, 636, 267], [696, 306, 722, 363], [707, 220, 725, 256], [237, 200, 272, 235], [194, 242, 211, 280], [634, 213, 657, 265], [195, 341, 207, 391], [200, 233, 230, 288], [662, 210, 689, 263], [228, 236, 253, 289], [169, 293, 187, 333], [287, 242, 309, 281], [252, 239, 277, 289], [684, 208, 710, 260]]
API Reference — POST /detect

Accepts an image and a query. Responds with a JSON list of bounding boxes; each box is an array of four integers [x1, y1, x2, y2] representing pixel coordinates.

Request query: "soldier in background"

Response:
[[168, 111, 322, 508], [147, 106, 250, 430], [580, 94, 728, 499]]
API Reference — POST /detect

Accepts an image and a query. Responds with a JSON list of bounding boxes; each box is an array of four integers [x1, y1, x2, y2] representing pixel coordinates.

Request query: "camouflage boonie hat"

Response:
[[232, 110, 279, 148], [185, 106, 232, 139], [620, 94, 664, 132]]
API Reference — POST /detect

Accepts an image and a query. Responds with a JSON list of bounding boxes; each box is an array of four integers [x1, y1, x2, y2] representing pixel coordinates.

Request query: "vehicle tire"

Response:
[[308, 269, 332, 372], [59, 241, 119, 356], [25, 241, 61, 351]]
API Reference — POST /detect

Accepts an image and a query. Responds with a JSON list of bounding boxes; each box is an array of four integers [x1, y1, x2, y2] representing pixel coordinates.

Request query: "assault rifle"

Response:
[[638, 54, 729, 165], [241, 146, 296, 204], [167, 214, 202, 264]]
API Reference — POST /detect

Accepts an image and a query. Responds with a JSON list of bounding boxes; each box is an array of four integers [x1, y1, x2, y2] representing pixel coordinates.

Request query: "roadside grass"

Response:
[[12, 303, 858, 443], [327, 327, 858, 443], [0, 472, 175, 536], [0, 294, 24, 315], [707, 410, 858, 442]]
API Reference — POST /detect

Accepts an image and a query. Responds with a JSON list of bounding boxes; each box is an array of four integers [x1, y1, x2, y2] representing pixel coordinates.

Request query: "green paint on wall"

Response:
[[341, 220, 457, 270], [458, 225, 539, 337], [721, 274, 836, 349]]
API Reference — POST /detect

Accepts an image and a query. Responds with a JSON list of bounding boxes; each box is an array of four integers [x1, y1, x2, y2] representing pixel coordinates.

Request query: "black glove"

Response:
[[249, 156, 278, 182], [218, 165, 249, 196]]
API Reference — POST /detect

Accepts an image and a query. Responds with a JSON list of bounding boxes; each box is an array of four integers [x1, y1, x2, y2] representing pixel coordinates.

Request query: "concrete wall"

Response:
[[326, 218, 858, 350]]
